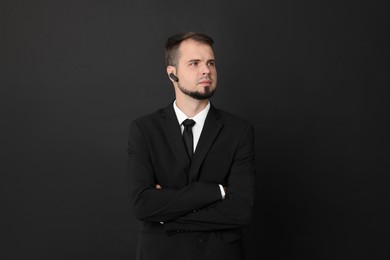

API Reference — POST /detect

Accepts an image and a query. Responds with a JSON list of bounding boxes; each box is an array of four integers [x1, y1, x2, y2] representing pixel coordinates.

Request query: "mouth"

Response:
[[198, 80, 212, 85]]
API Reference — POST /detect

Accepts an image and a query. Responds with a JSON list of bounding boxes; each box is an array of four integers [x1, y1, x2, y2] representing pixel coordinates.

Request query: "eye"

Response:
[[207, 61, 215, 66], [190, 61, 199, 66]]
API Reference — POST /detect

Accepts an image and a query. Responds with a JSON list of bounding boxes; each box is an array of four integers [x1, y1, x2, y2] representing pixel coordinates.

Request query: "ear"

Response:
[[166, 65, 176, 80]]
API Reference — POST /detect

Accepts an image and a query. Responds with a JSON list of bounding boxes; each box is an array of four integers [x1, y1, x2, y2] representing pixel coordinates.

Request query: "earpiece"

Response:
[[169, 73, 179, 82]]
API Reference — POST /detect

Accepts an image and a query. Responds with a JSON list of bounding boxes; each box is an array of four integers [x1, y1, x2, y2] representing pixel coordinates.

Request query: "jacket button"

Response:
[[196, 238, 203, 244]]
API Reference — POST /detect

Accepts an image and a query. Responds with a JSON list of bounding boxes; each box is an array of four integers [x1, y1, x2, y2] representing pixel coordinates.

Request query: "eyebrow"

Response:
[[187, 59, 215, 63]]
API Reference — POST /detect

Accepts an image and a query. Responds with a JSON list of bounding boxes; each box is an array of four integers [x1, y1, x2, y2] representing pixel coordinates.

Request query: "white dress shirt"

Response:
[[173, 101, 225, 199], [173, 100, 210, 152]]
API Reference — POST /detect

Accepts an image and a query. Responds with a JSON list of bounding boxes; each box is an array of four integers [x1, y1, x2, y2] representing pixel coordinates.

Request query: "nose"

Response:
[[201, 63, 211, 75]]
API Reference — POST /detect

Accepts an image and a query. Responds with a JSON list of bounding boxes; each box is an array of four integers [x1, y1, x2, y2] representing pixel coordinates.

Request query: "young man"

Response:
[[128, 32, 256, 260]]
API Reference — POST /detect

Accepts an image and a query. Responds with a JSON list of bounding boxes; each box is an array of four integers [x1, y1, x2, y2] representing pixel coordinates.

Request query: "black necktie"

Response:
[[182, 119, 196, 159]]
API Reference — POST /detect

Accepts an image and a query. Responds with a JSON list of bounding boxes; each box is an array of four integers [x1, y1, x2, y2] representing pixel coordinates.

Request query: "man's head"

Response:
[[165, 32, 217, 100]]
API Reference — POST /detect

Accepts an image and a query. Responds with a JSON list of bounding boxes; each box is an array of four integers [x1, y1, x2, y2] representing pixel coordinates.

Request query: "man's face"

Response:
[[175, 39, 217, 100]]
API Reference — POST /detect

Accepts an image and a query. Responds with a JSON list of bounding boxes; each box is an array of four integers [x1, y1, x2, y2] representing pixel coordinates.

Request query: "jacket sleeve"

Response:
[[163, 124, 256, 232], [127, 120, 223, 223]]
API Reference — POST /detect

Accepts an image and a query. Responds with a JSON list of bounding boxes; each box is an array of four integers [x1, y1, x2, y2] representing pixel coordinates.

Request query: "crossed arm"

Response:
[[156, 184, 226, 199], [128, 121, 255, 232]]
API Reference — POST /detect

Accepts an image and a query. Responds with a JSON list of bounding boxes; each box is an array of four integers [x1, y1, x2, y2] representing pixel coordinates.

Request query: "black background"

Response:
[[1, 0, 389, 259]]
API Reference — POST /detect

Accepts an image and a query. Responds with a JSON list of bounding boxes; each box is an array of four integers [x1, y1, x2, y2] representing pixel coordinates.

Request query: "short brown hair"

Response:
[[165, 32, 214, 67]]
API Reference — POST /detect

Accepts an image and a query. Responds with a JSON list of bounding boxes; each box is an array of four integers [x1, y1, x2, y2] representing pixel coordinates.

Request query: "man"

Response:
[[127, 32, 256, 260]]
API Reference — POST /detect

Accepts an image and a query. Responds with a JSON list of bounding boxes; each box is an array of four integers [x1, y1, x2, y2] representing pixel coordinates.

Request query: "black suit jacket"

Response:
[[127, 103, 256, 260]]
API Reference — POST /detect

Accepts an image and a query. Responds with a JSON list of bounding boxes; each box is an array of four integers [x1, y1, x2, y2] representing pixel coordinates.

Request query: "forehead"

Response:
[[178, 39, 215, 60]]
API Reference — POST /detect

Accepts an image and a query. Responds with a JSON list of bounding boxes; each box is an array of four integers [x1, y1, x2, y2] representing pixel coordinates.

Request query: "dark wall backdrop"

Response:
[[1, 0, 389, 259]]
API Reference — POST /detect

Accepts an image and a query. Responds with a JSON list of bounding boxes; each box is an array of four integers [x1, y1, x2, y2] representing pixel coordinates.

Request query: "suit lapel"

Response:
[[160, 104, 191, 177], [188, 105, 224, 182]]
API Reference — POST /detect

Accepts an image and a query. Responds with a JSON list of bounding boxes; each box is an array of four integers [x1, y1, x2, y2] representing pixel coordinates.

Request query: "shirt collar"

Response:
[[173, 100, 210, 125]]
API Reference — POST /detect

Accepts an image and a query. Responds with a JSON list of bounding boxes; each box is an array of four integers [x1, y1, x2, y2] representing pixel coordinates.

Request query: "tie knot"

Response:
[[182, 119, 195, 128]]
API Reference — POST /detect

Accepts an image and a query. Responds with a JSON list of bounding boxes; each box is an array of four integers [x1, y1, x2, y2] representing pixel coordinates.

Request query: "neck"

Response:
[[175, 96, 209, 118]]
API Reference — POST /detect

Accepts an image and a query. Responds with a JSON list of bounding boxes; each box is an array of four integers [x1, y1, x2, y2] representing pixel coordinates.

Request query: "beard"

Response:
[[178, 83, 216, 100]]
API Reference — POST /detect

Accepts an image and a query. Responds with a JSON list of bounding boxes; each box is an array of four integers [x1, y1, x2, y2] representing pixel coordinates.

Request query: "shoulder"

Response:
[[131, 104, 170, 124], [213, 106, 253, 128], [129, 104, 174, 134], [211, 106, 255, 146], [132, 108, 161, 123]]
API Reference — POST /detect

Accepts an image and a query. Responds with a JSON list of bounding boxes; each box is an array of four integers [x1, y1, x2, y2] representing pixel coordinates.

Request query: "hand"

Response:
[[155, 184, 163, 224]]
